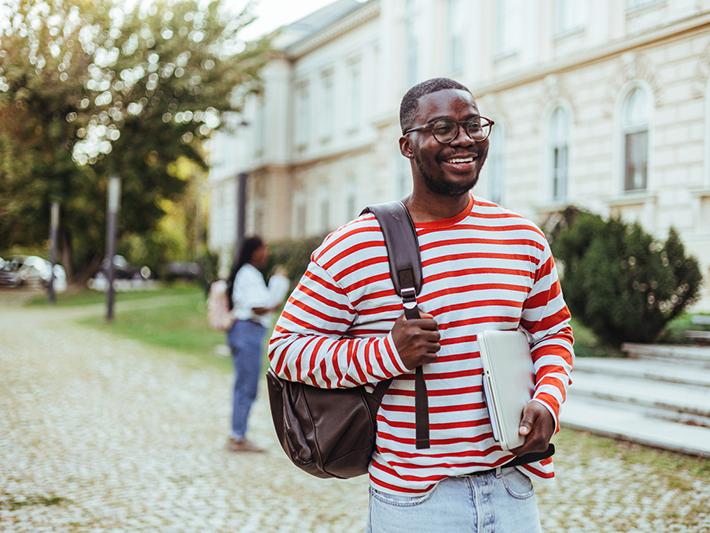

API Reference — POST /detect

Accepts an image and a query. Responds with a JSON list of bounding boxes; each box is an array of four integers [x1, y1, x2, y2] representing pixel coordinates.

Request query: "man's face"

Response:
[[401, 89, 489, 197]]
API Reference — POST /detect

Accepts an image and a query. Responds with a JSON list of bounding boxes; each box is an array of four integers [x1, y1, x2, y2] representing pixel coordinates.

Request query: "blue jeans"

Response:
[[367, 468, 541, 533], [227, 319, 266, 440]]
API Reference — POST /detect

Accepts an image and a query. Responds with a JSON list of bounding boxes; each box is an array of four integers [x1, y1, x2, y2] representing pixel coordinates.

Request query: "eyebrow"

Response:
[[426, 113, 481, 124]]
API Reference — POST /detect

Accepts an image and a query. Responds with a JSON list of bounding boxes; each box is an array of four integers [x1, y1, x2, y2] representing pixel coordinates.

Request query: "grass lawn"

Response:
[[25, 283, 199, 307], [76, 285, 230, 371]]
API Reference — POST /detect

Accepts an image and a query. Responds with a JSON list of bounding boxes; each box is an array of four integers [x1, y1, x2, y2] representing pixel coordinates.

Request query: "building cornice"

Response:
[[367, 12, 710, 132], [473, 10, 710, 96], [287, 1, 380, 59], [290, 142, 374, 170]]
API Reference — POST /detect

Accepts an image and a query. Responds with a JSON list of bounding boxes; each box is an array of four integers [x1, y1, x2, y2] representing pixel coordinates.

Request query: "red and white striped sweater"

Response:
[[268, 195, 574, 495]]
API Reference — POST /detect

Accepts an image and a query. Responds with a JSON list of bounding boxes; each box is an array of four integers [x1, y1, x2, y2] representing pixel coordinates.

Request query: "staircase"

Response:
[[560, 343, 710, 457]]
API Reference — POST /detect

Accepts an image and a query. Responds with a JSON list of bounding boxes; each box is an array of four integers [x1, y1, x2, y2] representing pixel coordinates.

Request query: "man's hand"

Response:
[[391, 312, 440, 370], [510, 401, 555, 456]]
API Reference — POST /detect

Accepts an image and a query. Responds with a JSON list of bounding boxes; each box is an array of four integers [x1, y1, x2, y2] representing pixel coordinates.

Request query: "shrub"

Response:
[[550, 207, 702, 347], [266, 234, 327, 287]]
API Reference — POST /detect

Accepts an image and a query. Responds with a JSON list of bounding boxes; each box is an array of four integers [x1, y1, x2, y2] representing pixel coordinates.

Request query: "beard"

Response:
[[414, 152, 485, 197]]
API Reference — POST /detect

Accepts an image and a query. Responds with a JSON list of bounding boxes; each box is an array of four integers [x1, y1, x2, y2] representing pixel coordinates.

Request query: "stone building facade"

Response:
[[208, 0, 710, 308]]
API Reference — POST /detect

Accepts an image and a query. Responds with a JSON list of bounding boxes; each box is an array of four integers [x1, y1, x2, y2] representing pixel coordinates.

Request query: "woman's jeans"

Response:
[[227, 319, 267, 440], [367, 467, 542, 533]]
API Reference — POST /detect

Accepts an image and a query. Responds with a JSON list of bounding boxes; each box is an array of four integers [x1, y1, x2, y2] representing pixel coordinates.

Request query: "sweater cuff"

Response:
[[383, 332, 409, 376], [531, 397, 559, 434]]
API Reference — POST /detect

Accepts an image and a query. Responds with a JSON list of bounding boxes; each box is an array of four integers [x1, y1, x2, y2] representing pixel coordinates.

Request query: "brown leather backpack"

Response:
[[266, 201, 431, 478]]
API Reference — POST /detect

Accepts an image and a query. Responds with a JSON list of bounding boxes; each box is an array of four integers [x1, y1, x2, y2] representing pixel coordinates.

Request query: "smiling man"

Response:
[[268, 78, 574, 532]]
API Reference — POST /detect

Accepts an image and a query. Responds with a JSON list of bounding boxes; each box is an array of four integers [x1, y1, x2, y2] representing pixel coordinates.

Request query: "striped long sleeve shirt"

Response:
[[268, 195, 574, 495]]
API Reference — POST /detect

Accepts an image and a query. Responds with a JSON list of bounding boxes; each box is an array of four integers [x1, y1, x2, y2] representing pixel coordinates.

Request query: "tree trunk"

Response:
[[73, 254, 102, 286], [60, 225, 73, 282]]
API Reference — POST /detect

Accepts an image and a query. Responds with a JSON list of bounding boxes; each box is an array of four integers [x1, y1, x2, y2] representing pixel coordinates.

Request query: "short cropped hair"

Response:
[[399, 78, 472, 133]]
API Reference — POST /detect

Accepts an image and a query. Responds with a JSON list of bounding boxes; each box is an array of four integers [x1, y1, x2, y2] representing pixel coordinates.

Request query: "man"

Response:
[[268, 78, 574, 532]]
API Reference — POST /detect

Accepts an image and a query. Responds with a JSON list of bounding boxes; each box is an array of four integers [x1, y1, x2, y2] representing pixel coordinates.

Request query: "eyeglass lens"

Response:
[[432, 118, 490, 143]]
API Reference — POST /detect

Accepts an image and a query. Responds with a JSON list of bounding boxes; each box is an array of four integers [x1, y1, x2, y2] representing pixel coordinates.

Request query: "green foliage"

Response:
[[77, 285, 229, 371], [550, 208, 703, 346], [0, 0, 270, 281], [266, 234, 328, 286]]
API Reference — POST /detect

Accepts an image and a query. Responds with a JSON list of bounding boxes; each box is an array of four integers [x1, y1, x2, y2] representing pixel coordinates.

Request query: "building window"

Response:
[[404, 0, 419, 85], [320, 70, 335, 142], [496, 0, 522, 56], [346, 181, 357, 218], [549, 106, 570, 202], [705, 79, 710, 187], [293, 192, 306, 238], [254, 95, 265, 158], [447, 0, 465, 73], [488, 123, 505, 204], [622, 86, 650, 192], [295, 81, 310, 151], [626, 0, 662, 11], [398, 155, 410, 198], [555, 0, 586, 35], [347, 59, 361, 132], [319, 190, 330, 232]]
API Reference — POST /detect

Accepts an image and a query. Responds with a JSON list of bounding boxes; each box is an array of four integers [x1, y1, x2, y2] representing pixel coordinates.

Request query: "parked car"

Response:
[[163, 261, 203, 282], [0, 255, 67, 291], [0, 257, 21, 288], [97, 255, 152, 281]]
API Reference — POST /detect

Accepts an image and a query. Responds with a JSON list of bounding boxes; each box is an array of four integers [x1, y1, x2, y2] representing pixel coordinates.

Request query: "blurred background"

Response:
[[1, 0, 709, 531]]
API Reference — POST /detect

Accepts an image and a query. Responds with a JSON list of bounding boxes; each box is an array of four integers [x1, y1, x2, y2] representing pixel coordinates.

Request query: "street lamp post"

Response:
[[236, 171, 248, 256], [105, 175, 121, 322], [48, 201, 60, 304]]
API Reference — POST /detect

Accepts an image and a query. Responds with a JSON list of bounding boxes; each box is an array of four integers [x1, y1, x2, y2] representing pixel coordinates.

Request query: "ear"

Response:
[[399, 136, 414, 159]]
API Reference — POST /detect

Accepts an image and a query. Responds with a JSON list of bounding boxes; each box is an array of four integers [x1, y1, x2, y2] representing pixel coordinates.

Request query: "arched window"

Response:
[[292, 191, 306, 238], [622, 86, 650, 191], [549, 106, 570, 202], [404, 0, 419, 85], [488, 123, 505, 204], [705, 79, 710, 187]]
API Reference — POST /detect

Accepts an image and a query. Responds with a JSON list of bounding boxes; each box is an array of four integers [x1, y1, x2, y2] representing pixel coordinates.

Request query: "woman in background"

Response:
[[225, 236, 289, 452]]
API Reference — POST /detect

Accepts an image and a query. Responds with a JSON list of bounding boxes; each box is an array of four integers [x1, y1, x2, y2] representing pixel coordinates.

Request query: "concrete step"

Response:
[[573, 357, 710, 388], [685, 330, 710, 345], [622, 343, 710, 367], [570, 372, 710, 419], [561, 397, 710, 457]]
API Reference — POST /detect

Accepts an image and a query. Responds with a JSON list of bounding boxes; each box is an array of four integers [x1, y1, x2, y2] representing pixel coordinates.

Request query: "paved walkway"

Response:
[[1, 292, 708, 532]]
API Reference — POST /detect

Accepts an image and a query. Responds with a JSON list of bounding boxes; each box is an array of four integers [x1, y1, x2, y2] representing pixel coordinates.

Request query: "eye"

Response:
[[465, 118, 482, 130], [432, 120, 455, 135]]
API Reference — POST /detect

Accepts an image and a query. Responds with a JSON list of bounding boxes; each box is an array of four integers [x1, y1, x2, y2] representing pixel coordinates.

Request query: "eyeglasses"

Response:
[[403, 116, 495, 144]]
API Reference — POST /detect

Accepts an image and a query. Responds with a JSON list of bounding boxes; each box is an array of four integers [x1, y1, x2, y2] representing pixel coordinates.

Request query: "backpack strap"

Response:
[[362, 202, 430, 450]]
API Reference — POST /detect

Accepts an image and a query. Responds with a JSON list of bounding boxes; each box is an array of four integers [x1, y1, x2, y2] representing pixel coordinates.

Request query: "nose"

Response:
[[449, 124, 475, 146]]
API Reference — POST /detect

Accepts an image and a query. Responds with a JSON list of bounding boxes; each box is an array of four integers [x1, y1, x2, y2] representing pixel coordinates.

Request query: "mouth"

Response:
[[440, 153, 479, 172]]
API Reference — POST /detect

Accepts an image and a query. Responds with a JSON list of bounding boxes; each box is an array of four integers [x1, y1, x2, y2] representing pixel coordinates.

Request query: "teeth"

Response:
[[447, 157, 474, 164]]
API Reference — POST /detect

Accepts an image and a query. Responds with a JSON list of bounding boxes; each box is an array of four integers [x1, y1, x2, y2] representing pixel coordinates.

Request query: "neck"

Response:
[[404, 185, 471, 223]]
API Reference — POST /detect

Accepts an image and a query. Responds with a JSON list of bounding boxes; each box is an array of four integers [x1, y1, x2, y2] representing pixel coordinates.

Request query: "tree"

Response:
[[550, 207, 703, 346], [0, 0, 269, 281]]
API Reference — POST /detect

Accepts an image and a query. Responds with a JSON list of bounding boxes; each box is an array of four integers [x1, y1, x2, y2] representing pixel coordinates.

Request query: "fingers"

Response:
[[518, 403, 538, 437], [405, 318, 439, 331], [511, 409, 549, 456], [391, 311, 441, 369]]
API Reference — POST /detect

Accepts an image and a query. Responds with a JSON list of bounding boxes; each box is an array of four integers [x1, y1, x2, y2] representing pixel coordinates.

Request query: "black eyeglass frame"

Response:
[[403, 116, 495, 144]]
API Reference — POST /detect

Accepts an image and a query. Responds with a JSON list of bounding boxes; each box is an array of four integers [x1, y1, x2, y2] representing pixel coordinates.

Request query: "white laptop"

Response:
[[478, 329, 535, 450]]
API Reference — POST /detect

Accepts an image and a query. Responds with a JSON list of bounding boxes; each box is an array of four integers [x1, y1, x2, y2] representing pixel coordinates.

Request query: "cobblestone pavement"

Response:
[[1, 293, 708, 532]]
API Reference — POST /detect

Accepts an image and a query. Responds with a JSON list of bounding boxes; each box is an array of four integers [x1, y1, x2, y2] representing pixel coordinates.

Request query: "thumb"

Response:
[[519, 403, 537, 436]]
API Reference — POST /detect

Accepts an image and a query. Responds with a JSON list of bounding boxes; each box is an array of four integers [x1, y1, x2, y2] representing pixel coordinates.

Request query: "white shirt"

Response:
[[231, 263, 290, 328]]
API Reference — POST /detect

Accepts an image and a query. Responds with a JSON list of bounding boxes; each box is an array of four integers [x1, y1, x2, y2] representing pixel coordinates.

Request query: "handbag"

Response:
[[266, 201, 432, 478]]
